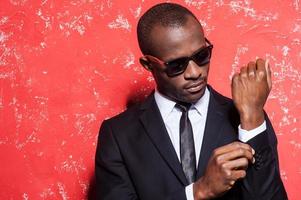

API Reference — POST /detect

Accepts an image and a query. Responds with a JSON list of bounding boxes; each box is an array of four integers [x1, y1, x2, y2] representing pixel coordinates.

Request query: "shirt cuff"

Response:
[[185, 183, 194, 200], [238, 120, 266, 142]]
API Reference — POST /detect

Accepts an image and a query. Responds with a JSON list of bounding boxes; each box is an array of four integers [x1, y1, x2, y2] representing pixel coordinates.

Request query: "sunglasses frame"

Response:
[[146, 38, 213, 77]]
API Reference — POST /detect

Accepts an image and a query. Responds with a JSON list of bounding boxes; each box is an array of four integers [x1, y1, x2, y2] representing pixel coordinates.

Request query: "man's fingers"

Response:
[[255, 58, 266, 79], [265, 59, 272, 90], [230, 169, 247, 181], [255, 58, 272, 90], [224, 170, 246, 191], [247, 62, 256, 79], [218, 148, 254, 164], [221, 157, 251, 171], [240, 66, 248, 78], [213, 142, 254, 157], [231, 73, 240, 85], [255, 58, 265, 70]]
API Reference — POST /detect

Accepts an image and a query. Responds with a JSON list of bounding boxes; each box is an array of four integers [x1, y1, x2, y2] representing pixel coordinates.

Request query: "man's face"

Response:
[[145, 16, 210, 103]]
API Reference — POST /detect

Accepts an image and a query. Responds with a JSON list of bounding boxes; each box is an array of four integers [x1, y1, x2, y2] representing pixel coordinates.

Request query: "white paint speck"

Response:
[[22, 193, 29, 200], [130, 5, 142, 18], [10, 0, 27, 6], [184, 0, 206, 9], [290, 140, 301, 149], [58, 156, 86, 175], [108, 15, 131, 31], [293, 0, 300, 11], [147, 76, 154, 82], [0, 31, 7, 43], [123, 52, 135, 68], [199, 20, 215, 34], [0, 16, 9, 25], [74, 113, 97, 139], [281, 170, 288, 180], [229, 45, 249, 79], [58, 13, 93, 36], [40, 42, 47, 48], [0, 71, 15, 79], [225, 1, 278, 22], [282, 46, 290, 57], [0, 137, 8, 145], [40, 187, 55, 198], [57, 182, 69, 200]]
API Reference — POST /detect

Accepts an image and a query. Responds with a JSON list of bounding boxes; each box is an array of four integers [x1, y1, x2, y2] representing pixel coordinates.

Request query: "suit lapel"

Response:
[[196, 87, 228, 178], [139, 94, 188, 185]]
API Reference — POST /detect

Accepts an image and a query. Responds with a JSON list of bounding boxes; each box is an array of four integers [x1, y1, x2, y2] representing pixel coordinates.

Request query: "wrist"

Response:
[[193, 178, 212, 200], [240, 110, 265, 131]]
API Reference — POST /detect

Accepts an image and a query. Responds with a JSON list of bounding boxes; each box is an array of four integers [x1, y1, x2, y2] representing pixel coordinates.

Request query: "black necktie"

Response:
[[176, 103, 196, 184]]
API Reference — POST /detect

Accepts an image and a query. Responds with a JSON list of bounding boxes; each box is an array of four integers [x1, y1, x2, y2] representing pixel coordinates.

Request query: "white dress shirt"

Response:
[[154, 87, 266, 200]]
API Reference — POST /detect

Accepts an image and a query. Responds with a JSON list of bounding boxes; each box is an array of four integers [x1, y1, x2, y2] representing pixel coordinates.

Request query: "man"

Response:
[[95, 3, 287, 199]]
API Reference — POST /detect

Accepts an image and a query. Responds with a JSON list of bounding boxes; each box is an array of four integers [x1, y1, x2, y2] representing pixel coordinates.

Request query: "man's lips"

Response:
[[184, 81, 205, 93]]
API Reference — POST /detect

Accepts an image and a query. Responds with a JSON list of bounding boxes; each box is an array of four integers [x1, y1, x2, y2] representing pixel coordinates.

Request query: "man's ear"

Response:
[[139, 56, 152, 72]]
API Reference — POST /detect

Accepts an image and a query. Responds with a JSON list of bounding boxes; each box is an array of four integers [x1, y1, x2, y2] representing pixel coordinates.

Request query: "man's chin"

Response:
[[182, 87, 206, 103]]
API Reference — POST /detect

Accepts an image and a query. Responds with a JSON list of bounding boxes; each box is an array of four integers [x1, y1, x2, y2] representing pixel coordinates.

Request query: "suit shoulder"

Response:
[[103, 103, 142, 127], [209, 87, 240, 125], [210, 86, 233, 105]]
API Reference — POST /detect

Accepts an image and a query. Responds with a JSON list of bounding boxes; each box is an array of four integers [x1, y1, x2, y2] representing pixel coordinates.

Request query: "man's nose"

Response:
[[184, 60, 202, 79]]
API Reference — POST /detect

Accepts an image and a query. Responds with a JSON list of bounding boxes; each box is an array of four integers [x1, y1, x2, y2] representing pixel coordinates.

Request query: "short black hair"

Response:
[[137, 3, 199, 56]]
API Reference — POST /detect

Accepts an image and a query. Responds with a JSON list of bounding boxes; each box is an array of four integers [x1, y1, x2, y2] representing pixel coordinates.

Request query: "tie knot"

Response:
[[176, 103, 192, 112]]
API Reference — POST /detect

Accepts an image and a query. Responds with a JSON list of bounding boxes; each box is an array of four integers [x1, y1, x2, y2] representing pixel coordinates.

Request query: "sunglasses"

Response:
[[147, 38, 213, 77]]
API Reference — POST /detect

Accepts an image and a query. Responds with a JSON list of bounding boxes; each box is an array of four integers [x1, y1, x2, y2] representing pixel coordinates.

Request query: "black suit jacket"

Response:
[[95, 86, 287, 199]]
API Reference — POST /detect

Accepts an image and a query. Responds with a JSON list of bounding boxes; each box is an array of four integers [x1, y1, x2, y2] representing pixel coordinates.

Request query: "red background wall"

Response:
[[0, 0, 300, 199]]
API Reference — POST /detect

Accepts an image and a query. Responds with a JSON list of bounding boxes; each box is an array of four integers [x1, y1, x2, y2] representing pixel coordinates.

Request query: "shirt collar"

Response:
[[193, 87, 210, 116], [154, 87, 210, 120], [154, 89, 176, 121]]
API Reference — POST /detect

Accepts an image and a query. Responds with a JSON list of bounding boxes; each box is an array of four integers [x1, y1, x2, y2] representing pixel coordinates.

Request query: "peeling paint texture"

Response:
[[0, 0, 300, 199]]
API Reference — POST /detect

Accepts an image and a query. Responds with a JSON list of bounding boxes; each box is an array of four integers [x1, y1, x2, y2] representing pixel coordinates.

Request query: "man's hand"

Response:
[[193, 142, 255, 199], [231, 58, 272, 130]]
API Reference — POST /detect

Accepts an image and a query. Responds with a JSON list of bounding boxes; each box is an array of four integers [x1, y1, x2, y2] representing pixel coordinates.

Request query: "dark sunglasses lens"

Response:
[[166, 58, 188, 76], [194, 47, 212, 66]]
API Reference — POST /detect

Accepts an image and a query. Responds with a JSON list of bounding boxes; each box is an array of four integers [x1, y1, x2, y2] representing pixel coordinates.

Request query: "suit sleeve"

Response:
[[95, 120, 139, 200], [239, 114, 288, 200]]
